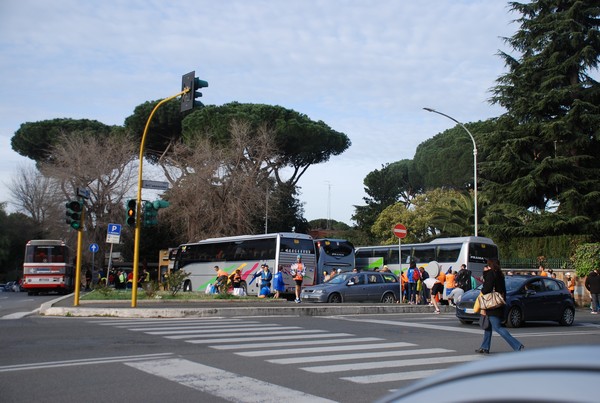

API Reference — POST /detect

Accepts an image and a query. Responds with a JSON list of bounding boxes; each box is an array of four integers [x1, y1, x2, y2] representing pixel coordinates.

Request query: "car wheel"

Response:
[[381, 293, 396, 303], [328, 293, 342, 303], [559, 307, 575, 326], [506, 306, 523, 328], [459, 319, 473, 325]]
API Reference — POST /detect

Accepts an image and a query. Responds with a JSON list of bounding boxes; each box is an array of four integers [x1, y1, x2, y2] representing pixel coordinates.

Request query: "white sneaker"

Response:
[[295, 298, 301, 303]]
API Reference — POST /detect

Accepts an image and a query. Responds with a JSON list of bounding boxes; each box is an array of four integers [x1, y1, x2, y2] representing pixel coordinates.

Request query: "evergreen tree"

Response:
[[483, 0, 600, 237]]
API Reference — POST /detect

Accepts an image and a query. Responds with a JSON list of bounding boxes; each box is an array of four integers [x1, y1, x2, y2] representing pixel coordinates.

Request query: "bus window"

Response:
[[413, 246, 435, 264], [436, 244, 462, 263]]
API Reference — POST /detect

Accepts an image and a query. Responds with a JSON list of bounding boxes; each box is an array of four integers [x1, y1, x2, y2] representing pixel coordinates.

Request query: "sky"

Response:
[[0, 0, 518, 225]]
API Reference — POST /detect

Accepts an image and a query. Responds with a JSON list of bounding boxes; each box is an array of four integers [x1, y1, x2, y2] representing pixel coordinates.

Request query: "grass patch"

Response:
[[80, 289, 277, 302]]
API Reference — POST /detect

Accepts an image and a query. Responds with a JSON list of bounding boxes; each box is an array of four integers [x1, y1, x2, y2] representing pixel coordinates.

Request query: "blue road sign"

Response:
[[107, 223, 122, 236], [89, 243, 99, 253]]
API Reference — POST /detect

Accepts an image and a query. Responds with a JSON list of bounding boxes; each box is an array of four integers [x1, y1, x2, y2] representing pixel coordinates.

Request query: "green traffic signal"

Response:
[[181, 71, 208, 112], [152, 200, 170, 209], [65, 200, 83, 230], [126, 199, 137, 227], [142, 201, 158, 227]]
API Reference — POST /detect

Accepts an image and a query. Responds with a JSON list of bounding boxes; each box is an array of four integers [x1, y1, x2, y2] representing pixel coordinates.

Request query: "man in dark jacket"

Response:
[[585, 268, 600, 314], [456, 264, 472, 292]]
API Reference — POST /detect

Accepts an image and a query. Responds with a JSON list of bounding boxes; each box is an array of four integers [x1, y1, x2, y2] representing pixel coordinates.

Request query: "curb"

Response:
[[39, 299, 453, 318]]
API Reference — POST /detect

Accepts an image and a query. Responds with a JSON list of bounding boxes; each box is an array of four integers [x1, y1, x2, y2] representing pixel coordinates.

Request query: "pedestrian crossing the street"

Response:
[[92, 317, 483, 386]]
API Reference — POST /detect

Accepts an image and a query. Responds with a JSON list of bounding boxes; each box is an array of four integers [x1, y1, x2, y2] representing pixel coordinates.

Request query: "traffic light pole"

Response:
[[73, 203, 85, 306], [131, 90, 187, 307]]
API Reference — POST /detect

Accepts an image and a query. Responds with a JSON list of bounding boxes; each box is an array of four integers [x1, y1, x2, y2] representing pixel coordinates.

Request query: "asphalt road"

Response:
[[2, 292, 600, 402]]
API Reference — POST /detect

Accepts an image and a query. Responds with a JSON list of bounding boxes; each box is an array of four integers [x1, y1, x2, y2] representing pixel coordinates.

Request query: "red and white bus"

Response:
[[22, 240, 75, 295]]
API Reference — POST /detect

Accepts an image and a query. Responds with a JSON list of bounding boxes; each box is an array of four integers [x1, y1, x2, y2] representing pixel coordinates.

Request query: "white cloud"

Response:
[[0, 0, 516, 224]]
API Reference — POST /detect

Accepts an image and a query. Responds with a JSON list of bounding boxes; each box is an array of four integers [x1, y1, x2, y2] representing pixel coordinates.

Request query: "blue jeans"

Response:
[[480, 315, 522, 351], [407, 282, 417, 303]]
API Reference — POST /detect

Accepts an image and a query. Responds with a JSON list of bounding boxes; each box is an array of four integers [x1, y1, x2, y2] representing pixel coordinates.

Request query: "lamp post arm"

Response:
[[423, 107, 478, 236]]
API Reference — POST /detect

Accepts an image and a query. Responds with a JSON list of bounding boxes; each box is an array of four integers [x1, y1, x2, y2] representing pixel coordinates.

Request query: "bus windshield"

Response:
[[315, 239, 355, 282]]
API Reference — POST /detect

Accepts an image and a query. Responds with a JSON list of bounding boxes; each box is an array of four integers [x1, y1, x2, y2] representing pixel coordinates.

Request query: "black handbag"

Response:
[[479, 315, 491, 330]]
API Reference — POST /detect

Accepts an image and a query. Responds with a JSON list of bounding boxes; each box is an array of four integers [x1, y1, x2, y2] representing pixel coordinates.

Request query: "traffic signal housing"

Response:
[[152, 199, 170, 210], [142, 201, 158, 227], [181, 71, 208, 112], [126, 199, 137, 227], [65, 200, 83, 230]]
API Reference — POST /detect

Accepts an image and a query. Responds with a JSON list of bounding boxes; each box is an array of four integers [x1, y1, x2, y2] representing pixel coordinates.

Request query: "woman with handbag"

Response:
[[476, 259, 524, 354]]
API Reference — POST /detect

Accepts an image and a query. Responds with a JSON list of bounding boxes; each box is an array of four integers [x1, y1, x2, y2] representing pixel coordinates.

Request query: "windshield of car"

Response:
[[327, 273, 355, 284]]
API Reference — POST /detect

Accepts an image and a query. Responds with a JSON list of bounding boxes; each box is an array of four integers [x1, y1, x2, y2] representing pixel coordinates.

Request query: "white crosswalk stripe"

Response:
[[91, 317, 478, 388]]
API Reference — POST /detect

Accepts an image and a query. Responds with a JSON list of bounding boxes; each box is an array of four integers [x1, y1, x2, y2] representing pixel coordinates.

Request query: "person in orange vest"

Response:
[[400, 271, 408, 303], [214, 266, 229, 293], [290, 255, 306, 303], [565, 272, 575, 299], [538, 265, 548, 277], [444, 268, 457, 305]]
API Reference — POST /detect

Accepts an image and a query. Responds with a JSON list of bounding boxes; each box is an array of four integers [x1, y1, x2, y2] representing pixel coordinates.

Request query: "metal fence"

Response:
[[500, 258, 571, 272]]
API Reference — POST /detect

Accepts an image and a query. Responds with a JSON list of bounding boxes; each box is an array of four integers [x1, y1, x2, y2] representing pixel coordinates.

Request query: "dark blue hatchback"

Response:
[[455, 275, 575, 328]]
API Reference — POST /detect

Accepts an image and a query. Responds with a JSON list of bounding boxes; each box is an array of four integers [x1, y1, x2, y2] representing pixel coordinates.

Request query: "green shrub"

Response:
[[166, 270, 190, 296], [571, 243, 600, 277]]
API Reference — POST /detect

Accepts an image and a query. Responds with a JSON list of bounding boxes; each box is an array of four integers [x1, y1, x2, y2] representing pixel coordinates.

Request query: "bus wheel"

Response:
[[328, 293, 342, 303], [183, 280, 192, 292]]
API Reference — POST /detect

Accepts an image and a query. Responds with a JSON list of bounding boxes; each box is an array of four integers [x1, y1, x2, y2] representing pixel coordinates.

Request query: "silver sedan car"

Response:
[[300, 271, 400, 303]]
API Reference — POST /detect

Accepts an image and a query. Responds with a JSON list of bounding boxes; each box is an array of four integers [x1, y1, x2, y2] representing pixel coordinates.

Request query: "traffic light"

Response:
[[142, 201, 158, 227], [152, 199, 170, 210], [181, 70, 208, 112], [126, 199, 137, 227], [65, 200, 83, 230]]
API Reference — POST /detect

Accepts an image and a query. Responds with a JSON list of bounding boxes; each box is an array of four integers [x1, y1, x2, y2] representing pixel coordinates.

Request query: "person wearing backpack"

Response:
[[406, 261, 419, 304], [456, 264, 472, 292]]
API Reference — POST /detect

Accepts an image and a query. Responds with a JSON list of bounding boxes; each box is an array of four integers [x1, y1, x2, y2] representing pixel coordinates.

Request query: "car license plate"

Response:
[[464, 308, 475, 314]]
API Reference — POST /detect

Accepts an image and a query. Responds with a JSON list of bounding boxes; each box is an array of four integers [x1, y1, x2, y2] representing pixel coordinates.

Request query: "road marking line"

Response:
[[342, 369, 442, 383], [238, 342, 416, 357], [146, 325, 301, 335], [211, 337, 383, 350], [113, 320, 253, 328], [126, 322, 264, 332], [186, 332, 353, 344], [333, 317, 484, 334], [126, 358, 337, 403], [267, 348, 453, 365], [0, 353, 173, 372], [92, 317, 239, 325], [181, 329, 327, 341], [302, 354, 482, 373]]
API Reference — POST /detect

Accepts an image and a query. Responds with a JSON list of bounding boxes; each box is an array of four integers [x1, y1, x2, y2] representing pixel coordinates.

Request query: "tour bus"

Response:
[[355, 236, 498, 280], [314, 238, 355, 283], [173, 232, 317, 295], [22, 239, 75, 295]]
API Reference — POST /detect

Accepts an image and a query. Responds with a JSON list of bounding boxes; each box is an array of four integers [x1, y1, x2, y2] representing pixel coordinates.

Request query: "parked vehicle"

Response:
[[455, 275, 575, 328], [4, 281, 16, 292], [376, 346, 599, 403], [300, 271, 399, 303]]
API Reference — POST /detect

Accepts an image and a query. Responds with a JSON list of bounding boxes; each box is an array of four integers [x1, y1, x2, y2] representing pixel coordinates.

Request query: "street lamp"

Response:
[[423, 107, 478, 237]]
